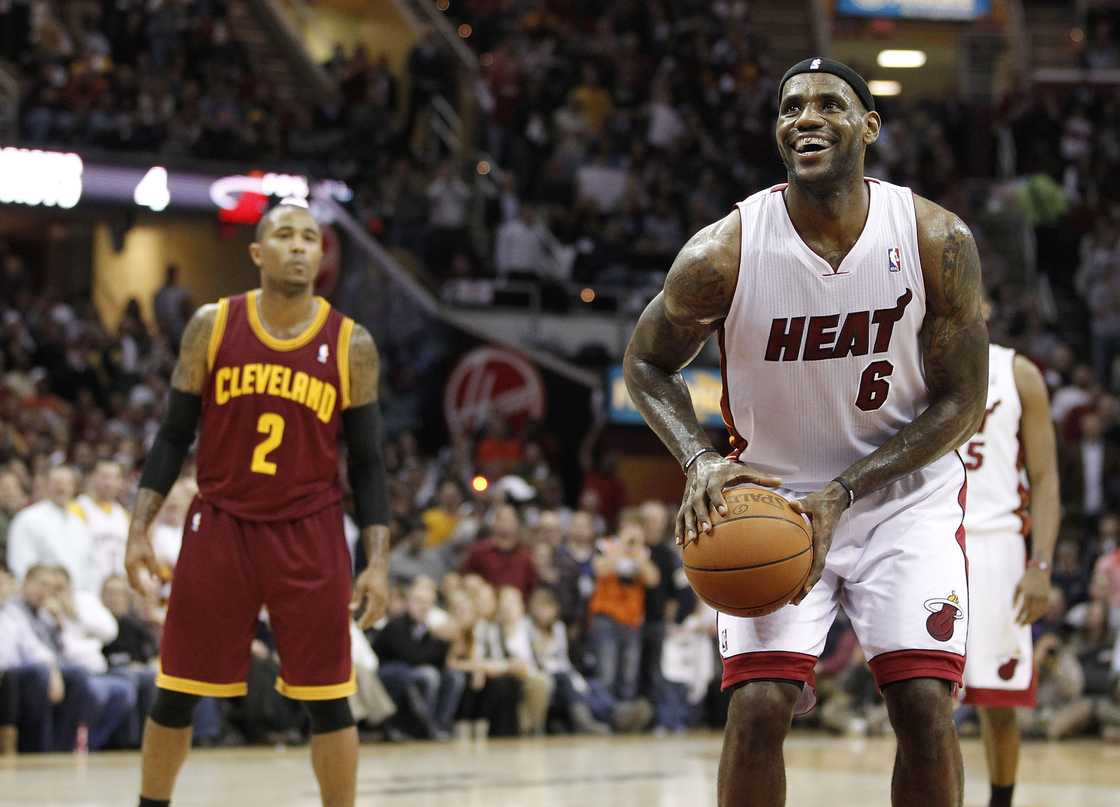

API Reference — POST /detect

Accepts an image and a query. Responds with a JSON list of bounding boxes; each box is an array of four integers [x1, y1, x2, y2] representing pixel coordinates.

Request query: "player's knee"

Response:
[[725, 682, 798, 749], [884, 679, 954, 743], [304, 698, 355, 735], [981, 706, 1017, 731], [149, 688, 201, 729]]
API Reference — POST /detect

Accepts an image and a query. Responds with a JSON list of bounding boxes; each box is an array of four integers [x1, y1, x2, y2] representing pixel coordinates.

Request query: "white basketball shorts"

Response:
[[717, 465, 969, 715], [961, 530, 1035, 707]]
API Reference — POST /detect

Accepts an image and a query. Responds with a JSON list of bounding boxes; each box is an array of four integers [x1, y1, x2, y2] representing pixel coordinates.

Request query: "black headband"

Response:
[[779, 57, 875, 113]]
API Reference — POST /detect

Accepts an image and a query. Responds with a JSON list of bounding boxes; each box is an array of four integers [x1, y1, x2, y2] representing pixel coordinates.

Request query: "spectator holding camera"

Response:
[[587, 522, 660, 704]]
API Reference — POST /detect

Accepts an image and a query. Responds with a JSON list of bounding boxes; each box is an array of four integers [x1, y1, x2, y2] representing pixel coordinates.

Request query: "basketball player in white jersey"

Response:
[[624, 58, 988, 807], [960, 321, 1059, 807]]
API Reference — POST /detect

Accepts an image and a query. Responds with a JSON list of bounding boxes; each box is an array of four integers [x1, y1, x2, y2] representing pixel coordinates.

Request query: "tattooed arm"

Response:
[[837, 198, 989, 495], [791, 198, 989, 602], [345, 324, 390, 628], [125, 305, 217, 594], [625, 211, 780, 545]]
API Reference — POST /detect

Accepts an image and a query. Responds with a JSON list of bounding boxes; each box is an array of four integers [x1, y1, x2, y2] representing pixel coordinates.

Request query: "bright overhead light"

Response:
[[877, 49, 926, 68], [868, 80, 902, 97]]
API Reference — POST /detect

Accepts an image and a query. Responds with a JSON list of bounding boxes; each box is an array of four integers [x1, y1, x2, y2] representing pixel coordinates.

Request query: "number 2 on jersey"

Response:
[[251, 413, 285, 475]]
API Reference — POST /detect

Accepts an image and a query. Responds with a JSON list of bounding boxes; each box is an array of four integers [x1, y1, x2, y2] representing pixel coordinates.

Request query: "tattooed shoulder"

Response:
[[170, 304, 219, 394], [663, 210, 742, 326], [348, 323, 380, 407], [913, 195, 982, 321]]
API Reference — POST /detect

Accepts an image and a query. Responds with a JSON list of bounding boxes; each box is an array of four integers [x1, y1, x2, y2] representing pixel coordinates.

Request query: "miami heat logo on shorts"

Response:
[[997, 657, 1019, 681], [923, 592, 963, 642]]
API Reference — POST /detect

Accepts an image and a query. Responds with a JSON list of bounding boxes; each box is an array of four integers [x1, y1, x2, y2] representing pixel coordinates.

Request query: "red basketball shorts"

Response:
[[157, 496, 355, 701]]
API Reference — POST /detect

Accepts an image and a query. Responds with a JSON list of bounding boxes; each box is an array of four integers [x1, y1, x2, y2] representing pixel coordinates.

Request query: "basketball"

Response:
[[682, 485, 813, 618]]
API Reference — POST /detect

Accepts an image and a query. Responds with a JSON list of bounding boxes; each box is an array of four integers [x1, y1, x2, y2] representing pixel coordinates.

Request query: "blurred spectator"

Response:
[[1060, 412, 1120, 529], [99, 574, 157, 748], [389, 518, 457, 584], [460, 503, 536, 598], [637, 500, 681, 702], [494, 205, 567, 281], [420, 479, 466, 549], [475, 417, 523, 479], [373, 577, 463, 740], [152, 265, 190, 350], [554, 509, 598, 629], [495, 585, 553, 735], [587, 522, 660, 703], [6, 465, 96, 592], [1, 565, 93, 752], [1054, 537, 1093, 608], [0, 470, 27, 563], [47, 567, 134, 751], [1021, 631, 1093, 740], [74, 460, 129, 592], [447, 586, 522, 738]]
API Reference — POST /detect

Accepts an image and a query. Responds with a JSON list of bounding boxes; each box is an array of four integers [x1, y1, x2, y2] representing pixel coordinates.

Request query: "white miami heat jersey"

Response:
[[720, 177, 961, 492], [961, 344, 1028, 537]]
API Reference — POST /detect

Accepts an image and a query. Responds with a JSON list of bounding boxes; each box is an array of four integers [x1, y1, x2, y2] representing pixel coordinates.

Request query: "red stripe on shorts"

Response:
[[868, 648, 965, 689], [721, 650, 817, 691]]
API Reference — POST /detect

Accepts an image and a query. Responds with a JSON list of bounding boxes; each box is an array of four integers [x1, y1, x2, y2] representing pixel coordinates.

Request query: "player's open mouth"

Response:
[[792, 136, 833, 155]]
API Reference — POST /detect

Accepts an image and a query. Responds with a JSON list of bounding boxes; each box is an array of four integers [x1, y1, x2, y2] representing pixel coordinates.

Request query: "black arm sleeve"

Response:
[[137, 389, 201, 495], [342, 402, 390, 528]]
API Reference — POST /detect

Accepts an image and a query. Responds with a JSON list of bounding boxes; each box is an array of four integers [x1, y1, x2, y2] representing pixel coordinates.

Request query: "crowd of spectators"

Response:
[[4, 0, 1120, 757]]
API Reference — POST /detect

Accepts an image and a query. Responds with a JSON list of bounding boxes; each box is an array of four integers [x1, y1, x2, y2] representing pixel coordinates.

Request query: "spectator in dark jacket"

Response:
[[374, 577, 464, 740]]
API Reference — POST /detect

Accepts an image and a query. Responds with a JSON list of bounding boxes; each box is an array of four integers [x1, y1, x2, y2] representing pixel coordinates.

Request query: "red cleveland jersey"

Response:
[[196, 290, 355, 522]]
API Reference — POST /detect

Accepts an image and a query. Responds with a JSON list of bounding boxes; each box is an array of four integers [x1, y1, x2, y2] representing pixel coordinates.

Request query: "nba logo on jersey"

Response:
[[810, 58, 822, 70], [317, 344, 329, 364], [191, 512, 201, 532], [887, 247, 902, 273]]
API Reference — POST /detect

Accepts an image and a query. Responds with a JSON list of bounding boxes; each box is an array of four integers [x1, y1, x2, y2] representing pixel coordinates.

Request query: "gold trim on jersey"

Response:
[[246, 289, 330, 352], [274, 671, 357, 701], [207, 297, 230, 372], [156, 668, 248, 698], [337, 317, 354, 410]]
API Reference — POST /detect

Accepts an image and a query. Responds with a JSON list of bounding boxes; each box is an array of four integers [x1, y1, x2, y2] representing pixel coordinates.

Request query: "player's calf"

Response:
[[884, 678, 963, 807], [718, 681, 800, 807]]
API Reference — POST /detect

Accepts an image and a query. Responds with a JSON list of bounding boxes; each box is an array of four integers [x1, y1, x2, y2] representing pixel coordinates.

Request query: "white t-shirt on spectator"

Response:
[[75, 494, 129, 591], [1082, 440, 1105, 516], [58, 590, 118, 674], [576, 162, 628, 212], [7, 499, 97, 591]]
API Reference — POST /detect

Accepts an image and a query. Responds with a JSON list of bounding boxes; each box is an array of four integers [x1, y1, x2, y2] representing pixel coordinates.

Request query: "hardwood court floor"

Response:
[[3, 732, 1119, 806]]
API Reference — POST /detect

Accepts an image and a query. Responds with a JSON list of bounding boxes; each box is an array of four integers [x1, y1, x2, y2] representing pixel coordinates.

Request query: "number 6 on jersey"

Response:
[[251, 413, 285, 475]]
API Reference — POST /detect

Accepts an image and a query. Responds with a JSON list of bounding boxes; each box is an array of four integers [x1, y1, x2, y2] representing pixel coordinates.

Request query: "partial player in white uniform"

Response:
[[624, 57, 988, 807], [960, 339, 1059, 807]]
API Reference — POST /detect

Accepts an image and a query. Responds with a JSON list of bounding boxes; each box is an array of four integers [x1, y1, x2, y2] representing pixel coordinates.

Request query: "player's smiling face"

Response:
[[250, 206, 323, 296], [776, 74, 880, 188]]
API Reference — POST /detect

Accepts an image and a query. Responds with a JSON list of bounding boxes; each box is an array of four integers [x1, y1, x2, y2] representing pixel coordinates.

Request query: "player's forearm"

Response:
[[1028, 469, 1060, 564], [623, 353, 714, 466], [360, 525, 390, 568], [128, 488, 166, 539], [839, 390, 986, 500]]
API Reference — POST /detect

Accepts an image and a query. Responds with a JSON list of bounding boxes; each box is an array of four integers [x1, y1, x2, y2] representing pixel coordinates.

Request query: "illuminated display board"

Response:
[[836, 0, 990, 20], [0, 146, 352, 220]]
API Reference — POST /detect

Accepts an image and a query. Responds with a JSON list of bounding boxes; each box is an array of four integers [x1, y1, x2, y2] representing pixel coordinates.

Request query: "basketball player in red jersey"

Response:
[[123, 202, 390, 807], [625, 59, 988, 807]]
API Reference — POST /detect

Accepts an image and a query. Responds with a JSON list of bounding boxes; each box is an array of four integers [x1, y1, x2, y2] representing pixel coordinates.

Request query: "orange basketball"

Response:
[[682, 485, 813, 618]]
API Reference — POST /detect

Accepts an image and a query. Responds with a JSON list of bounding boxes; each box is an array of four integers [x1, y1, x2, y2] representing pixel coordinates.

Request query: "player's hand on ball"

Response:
[[789, 481, 848, 605], [124, 530, 161, 597], [678, 453, 781, 545], [1014, 566, 1051, 625], [351, 563, 389, 630]]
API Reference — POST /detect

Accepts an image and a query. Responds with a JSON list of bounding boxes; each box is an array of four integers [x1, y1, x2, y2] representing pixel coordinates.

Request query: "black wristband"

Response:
[[832, 476, 855, 509], [138, 389, 201, 495]]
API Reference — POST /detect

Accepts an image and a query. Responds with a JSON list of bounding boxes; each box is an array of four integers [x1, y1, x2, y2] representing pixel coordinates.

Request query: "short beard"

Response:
[[263, 274, 313, 298], [782, 144, 862, 198]]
